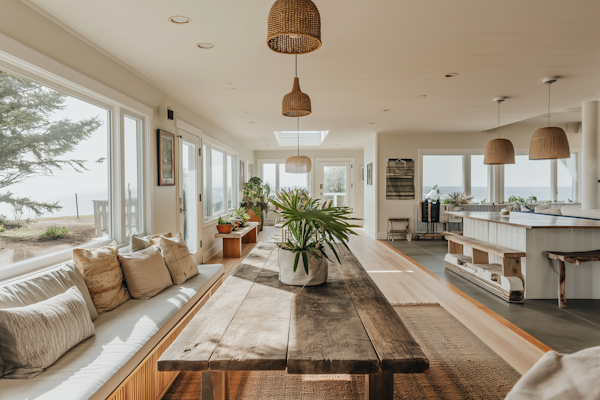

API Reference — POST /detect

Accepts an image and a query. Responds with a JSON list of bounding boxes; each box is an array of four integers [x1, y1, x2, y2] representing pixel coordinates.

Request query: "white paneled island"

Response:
[[446, 212, 600, 300]]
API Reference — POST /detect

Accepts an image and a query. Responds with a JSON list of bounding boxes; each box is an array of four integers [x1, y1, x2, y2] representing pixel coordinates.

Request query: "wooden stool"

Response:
[[543, 250, 600, 309]]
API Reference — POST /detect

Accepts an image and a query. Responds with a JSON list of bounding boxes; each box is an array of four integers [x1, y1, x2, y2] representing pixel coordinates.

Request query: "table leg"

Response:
[[222, 238, 241, 258], [365, 372, 393, 400], [202, 371, 229, 400], [559, 261, 567, 309]]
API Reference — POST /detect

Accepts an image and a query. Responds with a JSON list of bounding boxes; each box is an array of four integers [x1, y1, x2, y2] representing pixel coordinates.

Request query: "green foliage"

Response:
[[230, 207, 250, 224], [0, 70, 102, 216], [217, 216, 230, 225], [40, 225, 71, 239], [508, 195, 526, 203], [444, 191, 474, 207], [480, 198, 487, 204], [270, 190, 360, 274], [528, 195, 538, 202], [240, 177, 271, 222], [441, 199, 453, 205]]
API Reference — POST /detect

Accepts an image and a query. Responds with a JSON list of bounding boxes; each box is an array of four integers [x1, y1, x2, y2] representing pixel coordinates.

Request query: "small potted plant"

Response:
[[230, 207, 250, 227], [445, 191, 474, 211], [270, 190, 360, 287], [216, 216, 233, 234]]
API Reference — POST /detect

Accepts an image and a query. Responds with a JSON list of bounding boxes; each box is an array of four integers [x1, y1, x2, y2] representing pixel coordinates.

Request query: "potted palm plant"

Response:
[[270, 190, 360, 286]]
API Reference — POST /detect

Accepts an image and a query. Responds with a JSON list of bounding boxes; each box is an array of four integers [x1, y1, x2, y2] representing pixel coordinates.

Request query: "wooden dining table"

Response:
[[158, 242, 429, 399]]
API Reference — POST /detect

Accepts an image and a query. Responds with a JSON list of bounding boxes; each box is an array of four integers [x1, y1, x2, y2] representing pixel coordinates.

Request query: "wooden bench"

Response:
[[214, 222, 259, 258], [444, 234, 526, 303], [158, 243, 429, 400], [543, 250, 600, 309]]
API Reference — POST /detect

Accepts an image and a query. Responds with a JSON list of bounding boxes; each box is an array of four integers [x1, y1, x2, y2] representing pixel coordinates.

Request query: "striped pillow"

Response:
[[0, 286, 95, 379]]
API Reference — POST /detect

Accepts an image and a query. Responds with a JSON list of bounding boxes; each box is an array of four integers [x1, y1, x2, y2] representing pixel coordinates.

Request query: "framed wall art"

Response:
[[240, 160, 246, 191], [360, 165, 365, 183], [158, 129, 175, 186], [367, 163, 373, 185]]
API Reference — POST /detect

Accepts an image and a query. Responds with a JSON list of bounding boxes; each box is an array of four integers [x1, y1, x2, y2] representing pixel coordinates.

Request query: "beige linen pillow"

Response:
[[0, 286, 95, 379], [157, 235, 199, 284], [118, 246, 173, 299], [130, 235, 153, 252], [73, 241, 130, 315], [149, 232, 172, 246]]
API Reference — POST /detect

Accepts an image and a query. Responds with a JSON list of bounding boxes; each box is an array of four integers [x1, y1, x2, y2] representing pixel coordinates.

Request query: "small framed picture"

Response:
[[158, 129, 175, 186], [360, 165, 365, 183], [367, 163, 373, 185]]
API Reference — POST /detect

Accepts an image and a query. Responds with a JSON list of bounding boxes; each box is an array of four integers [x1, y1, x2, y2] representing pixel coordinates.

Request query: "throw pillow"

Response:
[[73, 241, 130, 315], [130, 235, 153, 252], [0, 286, 95, 379], [157, 235, 199, 284], [534, 204, 549, 213], [118, 246, 173, 299], [541, 208, 562, 216], [149, 231, 172, 246]]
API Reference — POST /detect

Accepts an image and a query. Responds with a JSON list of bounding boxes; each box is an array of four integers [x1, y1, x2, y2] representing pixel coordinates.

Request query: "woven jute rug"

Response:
[[163, 305, 521, 400]]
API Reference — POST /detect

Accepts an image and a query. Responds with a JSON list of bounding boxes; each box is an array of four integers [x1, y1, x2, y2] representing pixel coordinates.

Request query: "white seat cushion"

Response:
[[561, 206, 600, 220], [0, 264, 223, 400]]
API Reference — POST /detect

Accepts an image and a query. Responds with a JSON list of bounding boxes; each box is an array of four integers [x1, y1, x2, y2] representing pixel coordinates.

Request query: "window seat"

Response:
[[0, 263, 224, 400]]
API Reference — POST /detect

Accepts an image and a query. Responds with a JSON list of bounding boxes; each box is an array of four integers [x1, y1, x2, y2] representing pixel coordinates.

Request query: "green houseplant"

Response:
[[270, 190, 360, 286], [216, 216, 233, 234], [230, 207, 250, 227], [240, 177, 270, 231]]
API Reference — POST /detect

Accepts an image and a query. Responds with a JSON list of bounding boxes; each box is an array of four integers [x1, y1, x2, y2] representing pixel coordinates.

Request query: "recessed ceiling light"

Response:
[[383, 109, 390, 112], [369, 122, 376, 125], [416, 95, 427, 98], [445, 73, 458, 78], [169, 16, 191, 24], [197, 42, 215, 49], [249, 121, 255, 123]]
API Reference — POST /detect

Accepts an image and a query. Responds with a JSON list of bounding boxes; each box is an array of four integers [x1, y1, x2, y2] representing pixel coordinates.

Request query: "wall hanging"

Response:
[[386, 158, 415, 200]]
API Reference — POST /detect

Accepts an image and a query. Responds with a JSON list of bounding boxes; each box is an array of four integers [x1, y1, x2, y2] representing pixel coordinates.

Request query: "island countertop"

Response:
[[445, 211, 600, 229]]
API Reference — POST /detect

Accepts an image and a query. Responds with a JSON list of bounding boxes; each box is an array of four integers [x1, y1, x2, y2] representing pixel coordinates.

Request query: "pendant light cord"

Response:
[[295, 55, 297, 78], [548, 82, 551, 127], [497, 100, 500, 139], [297, 117, 300, 156]]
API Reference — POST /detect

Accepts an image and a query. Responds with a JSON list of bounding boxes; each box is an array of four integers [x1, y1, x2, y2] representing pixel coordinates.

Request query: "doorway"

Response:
[[178, 128, 203, 264], [316, 161, 353, 211]]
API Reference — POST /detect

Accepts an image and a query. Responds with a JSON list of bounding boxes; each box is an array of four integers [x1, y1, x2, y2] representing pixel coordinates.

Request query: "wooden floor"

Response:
[[205, 227, 546, 375]]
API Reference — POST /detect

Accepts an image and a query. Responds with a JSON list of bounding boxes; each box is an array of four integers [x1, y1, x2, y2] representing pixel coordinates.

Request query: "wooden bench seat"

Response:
[[444, 234, 525, 258], [444, 234, 525, 303], [544, 250, 600, 308]]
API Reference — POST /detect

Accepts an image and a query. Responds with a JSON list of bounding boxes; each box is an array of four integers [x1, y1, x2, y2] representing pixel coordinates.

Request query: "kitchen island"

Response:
[[444, 211, 600, 300]]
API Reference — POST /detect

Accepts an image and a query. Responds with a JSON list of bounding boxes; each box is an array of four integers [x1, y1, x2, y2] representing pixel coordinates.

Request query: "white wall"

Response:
[[0, 1, 254, 260], [376, 124, 582, 239], [254, 149, 364, 223], [363, 134, 378, 238]]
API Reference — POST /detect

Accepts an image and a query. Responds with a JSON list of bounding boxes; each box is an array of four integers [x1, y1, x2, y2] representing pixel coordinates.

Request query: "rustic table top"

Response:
[[446, 211, 600, 229], [157, 242, 429, 375]]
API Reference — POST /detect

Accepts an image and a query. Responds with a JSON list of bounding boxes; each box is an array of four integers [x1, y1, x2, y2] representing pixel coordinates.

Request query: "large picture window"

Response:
[[203, 144, 236, 220], [422, 155, 463, 198], [504, 156, 551, 201], [259, 161, 310, 199], [0, 69, 110, 269], [0, 67, 149, 276]]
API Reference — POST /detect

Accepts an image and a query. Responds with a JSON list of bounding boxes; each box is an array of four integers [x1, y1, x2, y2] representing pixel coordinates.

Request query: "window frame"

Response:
[[257, 159, 312, 196], [0, 37, 153, 281], [203, 142, 237, 221]]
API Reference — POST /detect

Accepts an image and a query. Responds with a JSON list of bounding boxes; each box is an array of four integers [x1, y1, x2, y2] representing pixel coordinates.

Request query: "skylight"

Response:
[[274, 131, 329, 147]]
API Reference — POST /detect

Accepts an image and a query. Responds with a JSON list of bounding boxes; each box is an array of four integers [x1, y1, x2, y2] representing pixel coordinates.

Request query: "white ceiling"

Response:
[[26, 0, 600, 150]]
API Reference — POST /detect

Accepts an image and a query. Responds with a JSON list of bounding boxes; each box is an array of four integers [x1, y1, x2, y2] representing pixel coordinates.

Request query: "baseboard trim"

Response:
[[204, 243, 221, 263]]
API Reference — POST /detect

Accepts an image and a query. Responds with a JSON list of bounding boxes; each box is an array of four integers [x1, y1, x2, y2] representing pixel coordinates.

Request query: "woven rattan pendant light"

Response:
[[484, 97, 515, 165], [529, 77, 571, 160], [286, 118, 312, 173], [267, 0, 321, 54], [282, 56, 311, 117]]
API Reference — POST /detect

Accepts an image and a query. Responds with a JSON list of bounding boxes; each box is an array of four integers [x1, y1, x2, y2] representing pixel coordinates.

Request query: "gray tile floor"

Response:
[[382, 239, 600, 354]]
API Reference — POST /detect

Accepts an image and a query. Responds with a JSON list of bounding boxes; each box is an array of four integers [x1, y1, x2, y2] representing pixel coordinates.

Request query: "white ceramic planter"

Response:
[[278, 248, 328, 286]]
